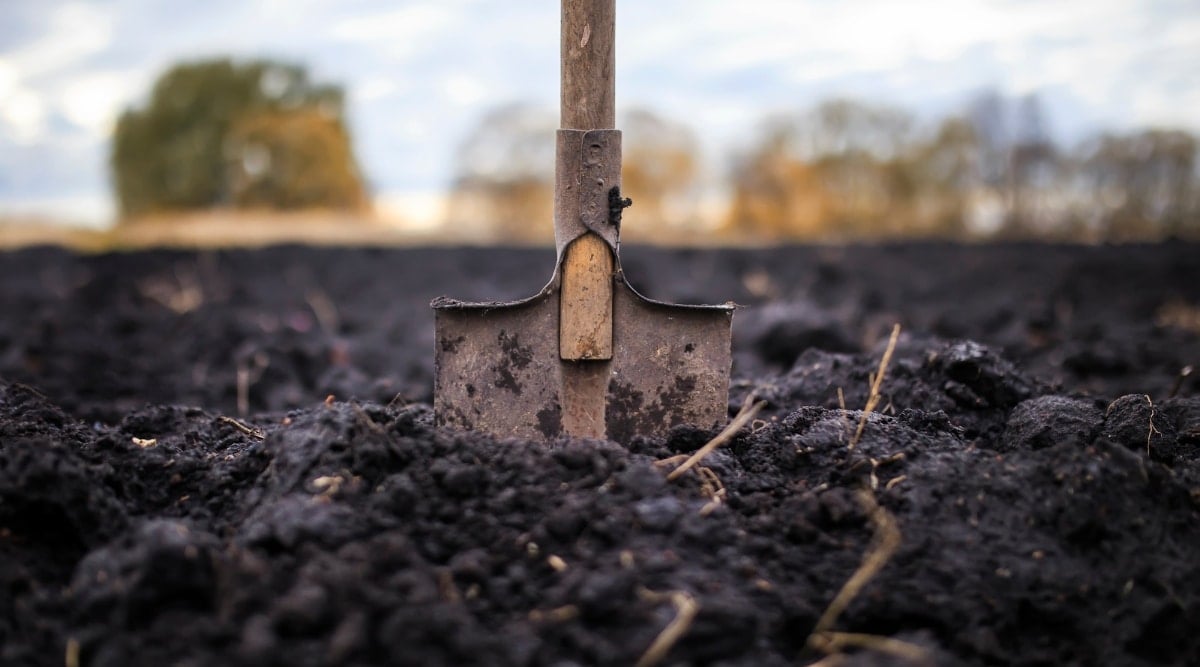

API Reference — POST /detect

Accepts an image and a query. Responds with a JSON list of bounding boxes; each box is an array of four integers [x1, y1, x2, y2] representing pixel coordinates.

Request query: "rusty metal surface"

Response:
[[433, 266, 732, 441], [434, 285, 563, 439], [554, 129, 622, 257], [605, 274, 732, 441]]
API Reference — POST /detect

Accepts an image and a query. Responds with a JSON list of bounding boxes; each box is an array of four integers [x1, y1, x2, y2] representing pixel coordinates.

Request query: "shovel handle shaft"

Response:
[[559, 0, 616, 372], [561, 0, 615, 130]]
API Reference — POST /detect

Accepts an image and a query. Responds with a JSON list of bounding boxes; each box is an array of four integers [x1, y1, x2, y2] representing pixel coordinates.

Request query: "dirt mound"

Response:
[[2, 243, 1199, 666]]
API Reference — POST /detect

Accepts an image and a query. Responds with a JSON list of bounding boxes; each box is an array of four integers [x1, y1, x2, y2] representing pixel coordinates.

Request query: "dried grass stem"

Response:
[[850, 324, 901, 450], [635, 588, 700, 667], [666, 393, 765, 482]]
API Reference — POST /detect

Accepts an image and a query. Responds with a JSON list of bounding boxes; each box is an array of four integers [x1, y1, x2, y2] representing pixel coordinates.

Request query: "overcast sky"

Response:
[[1, 0, 1198, 226]]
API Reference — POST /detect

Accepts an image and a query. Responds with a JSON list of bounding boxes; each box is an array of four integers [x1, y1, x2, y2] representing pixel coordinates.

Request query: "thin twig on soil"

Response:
[[665, 393, 765, 482], [237, 362, 249, 416], [809, 632, 930, 664], [305, 289, 340, 336], [696, 466, 727, 516], [217, 416, 265, 440], [653, 454, 689, 470], [1144, 394, 1161, 456], [65, 637, 80, 667], [436, 569, 460, 602], [138, 268, 203, 314], [235, 352, 268, 417], [635, 588, 700, 667], [12, 382, 47, 399], [810, 490, 899, 635], [849, 324, 901, 450], [1168, 365, 1193, 399], [806, 490, 926, 664], [835, 386, 855, 444], [529, 605, 579, 623]]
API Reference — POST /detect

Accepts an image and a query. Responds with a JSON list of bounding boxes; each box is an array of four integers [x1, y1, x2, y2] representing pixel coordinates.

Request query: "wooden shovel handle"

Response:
[[561, 0, 615, 130], [559, 0, 615, 362]]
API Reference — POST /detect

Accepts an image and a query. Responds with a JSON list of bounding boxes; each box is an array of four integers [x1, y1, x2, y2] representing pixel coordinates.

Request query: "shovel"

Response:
[[432, 0, 733, 441]]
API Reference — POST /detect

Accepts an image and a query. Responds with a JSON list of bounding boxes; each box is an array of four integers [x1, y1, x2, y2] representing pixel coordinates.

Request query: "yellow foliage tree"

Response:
[[111, 58, 368, 218], [619, 109, 703, 240], [445, 104, 556, 243], [891, 117, 978, 237], [726, 123, 829, 240], [1079, 129, 1199, 240], [226, 109, 367, 210], [446, 104, 706, 243], [726, 101, 985, 240]]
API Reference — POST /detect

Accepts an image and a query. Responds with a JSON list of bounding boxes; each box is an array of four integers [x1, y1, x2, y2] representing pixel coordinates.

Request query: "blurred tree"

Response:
[[445, 103, 556, 243], [111, 58, 367, 217], [1005, 94, 1063, 236], [446, 104, 706, 243], [799, 99, 913, 160], [965, 90, 1015, 235], [967, 90, 1011, 189], [965, 91, 1070, 238], [811, 149, 895, 236], [726, 92, 1196, 242], [895, 116, 980, 237], [726, 100, 917, 239], [798, 100, 910, 236], [1078, 129, 1199, 240], [617, 108, 703, 239], [226, 109, 367, 210], [726, 119, 829, 239]]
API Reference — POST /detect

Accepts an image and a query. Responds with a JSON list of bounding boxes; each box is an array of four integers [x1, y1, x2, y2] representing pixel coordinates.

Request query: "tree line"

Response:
[[112, 59, 1197, 242], [451, 94, 1200, 243]]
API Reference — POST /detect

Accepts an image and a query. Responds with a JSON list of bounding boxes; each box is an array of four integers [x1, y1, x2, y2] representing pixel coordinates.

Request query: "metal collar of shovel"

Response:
[[431, 0, 733, 442]]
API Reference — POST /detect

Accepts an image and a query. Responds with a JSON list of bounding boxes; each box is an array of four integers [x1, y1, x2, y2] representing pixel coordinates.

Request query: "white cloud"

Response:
[[0, 3, 123, 144], [331, 4, 458, 58], [8, 3, 114, 77], [55, 70, 143, 135], [442, 73, 489, 107], [353, 77, 403, 103], [0, 60, 48, 143], [0, 87, 47, 144]]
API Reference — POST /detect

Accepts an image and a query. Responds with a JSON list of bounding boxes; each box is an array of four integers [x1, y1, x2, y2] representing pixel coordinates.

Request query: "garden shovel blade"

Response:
[[431, 0, 733, 442]]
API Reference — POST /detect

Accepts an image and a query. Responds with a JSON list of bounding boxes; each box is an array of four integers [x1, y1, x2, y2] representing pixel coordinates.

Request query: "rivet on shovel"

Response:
[[432, 0, 733, 441]]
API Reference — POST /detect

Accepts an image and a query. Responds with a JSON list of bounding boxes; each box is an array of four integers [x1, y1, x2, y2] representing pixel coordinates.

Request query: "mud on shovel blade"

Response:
[[431, 0, 733, 441]]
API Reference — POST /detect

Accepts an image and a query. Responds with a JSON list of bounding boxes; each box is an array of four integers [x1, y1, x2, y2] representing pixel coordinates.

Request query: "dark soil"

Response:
[[1, 242, 1198, 666]]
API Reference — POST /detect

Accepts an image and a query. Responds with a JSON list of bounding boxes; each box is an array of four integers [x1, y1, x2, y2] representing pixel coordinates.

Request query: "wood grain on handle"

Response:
[[559, 0, 615, 362], [560, 233, 613, 360], [561, 0, 615, 130]]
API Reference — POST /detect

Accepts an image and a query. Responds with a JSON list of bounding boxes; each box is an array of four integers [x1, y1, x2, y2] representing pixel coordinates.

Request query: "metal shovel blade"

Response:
[[433, 270, 732, 442], [431, 0, 732, 441]]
